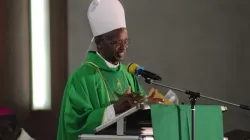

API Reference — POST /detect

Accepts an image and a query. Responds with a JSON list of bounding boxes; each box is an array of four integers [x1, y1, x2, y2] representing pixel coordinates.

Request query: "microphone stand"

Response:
[[144, 78, 250, 140]]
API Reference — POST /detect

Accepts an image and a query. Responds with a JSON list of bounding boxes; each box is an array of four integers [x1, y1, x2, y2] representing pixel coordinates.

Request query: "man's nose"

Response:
[[119, 44, 128, 50]]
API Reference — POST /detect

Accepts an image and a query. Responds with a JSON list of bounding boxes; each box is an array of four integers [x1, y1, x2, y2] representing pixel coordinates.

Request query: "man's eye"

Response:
[[110, 39, 130, 45]]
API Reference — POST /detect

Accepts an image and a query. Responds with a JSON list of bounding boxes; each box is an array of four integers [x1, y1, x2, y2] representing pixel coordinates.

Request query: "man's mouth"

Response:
[[118, 52, 125, 55], [115, 51, 126, 58]]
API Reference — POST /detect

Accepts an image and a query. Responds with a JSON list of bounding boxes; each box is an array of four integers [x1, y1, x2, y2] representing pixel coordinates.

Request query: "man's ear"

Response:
[[96, 45, 104, 55]]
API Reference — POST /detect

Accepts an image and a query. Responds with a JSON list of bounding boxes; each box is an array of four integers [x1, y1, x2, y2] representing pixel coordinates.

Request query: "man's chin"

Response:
[[115, 53, 126, 61], [115, 57, 124, 62]]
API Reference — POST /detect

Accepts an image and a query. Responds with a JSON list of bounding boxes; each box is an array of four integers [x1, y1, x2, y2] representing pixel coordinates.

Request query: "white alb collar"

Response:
[[96, 51, 120, 68]]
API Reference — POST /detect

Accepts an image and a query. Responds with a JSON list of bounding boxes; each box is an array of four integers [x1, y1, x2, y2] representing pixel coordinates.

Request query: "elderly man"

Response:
[[57, 0, 162, 140], [0, 107, 34, 140]]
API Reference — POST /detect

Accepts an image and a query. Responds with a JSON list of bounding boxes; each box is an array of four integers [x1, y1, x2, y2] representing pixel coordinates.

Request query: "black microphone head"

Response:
[[127, 63, 162, 81]]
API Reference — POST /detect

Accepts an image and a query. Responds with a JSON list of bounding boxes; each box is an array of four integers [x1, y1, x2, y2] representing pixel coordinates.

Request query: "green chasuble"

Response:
[[57, 51, 145, 140], [150, 104, 224, 140]]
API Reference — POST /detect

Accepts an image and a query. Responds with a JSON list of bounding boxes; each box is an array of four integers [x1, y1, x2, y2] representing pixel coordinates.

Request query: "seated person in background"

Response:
[[57, 0, 165, 140], [0, 107, 34, 140]]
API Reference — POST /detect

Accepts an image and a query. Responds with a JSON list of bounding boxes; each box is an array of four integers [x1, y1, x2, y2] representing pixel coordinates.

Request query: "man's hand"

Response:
[[114, 87, 145, 114]]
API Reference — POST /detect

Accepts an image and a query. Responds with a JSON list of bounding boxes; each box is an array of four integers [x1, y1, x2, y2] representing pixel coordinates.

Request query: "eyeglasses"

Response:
[[108, 38, 130, 47]]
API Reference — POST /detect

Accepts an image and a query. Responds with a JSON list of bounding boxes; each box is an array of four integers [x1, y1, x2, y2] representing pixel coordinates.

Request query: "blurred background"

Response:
[[0, 0, 250, 139]]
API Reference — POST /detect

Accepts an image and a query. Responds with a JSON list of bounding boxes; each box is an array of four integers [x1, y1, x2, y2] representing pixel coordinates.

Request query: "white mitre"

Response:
[[87, 0, 126, 37]]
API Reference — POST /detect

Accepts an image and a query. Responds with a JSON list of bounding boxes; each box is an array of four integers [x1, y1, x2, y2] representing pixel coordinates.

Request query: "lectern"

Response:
[[78, 104, 228, 140]]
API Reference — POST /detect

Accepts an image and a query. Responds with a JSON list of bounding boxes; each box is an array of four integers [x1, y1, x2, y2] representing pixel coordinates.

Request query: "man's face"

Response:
[[0, 119, 21, 140], [98, 28, 129, 64]]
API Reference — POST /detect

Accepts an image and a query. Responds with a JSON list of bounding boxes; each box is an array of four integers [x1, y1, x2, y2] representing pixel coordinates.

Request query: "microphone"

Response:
[[127, 63, 162, 81]]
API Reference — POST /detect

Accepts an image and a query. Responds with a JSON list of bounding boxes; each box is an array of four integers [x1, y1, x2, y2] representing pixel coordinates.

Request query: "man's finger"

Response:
[[129, 92, 144, 98], [129, 92, 141, 95], [133, 95, 147, 102], [152, 98, 165, 102], [127, 98, 136, 108], [137, 98, 147, 103]]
